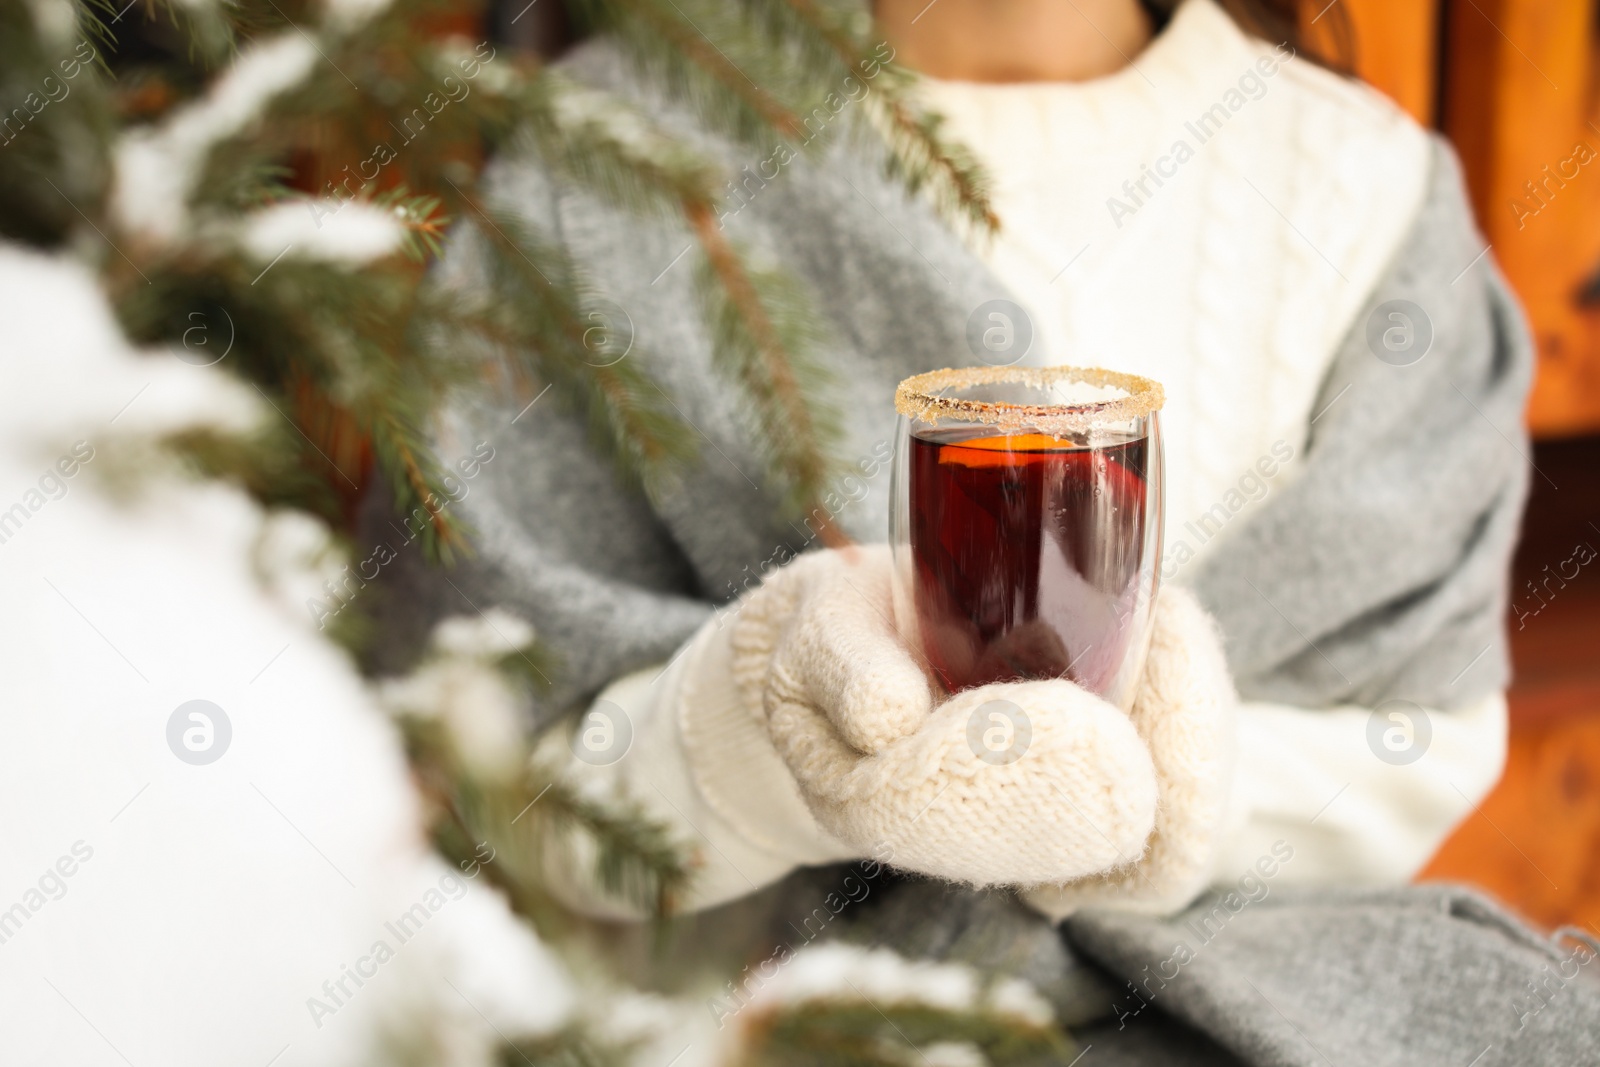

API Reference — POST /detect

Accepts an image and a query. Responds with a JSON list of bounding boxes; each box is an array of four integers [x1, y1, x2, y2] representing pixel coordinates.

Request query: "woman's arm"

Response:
[[1215, 693, 1506, 883], [1192, 140, 1532, 885], [550, 550, 1237, 920], [538, 613, 858, 919], [1192, 141, 1532, 714]]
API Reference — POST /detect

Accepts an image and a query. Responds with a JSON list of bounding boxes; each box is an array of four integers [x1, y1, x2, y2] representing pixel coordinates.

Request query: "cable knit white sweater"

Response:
[[546, 0, 1507, 917]]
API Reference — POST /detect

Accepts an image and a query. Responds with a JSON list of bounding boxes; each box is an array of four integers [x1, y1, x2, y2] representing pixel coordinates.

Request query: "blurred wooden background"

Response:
[[1329, 0, 1600, 932], [1338, 0, 1600, 436], [1419, 437, 1600, 933]]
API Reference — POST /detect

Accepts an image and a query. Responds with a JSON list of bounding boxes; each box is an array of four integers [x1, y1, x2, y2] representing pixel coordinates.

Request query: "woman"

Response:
[[381, 0, 1567, 1058]]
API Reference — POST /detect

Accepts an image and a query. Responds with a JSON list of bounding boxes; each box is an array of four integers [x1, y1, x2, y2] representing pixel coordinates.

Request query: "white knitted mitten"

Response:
[[729, 546, 1233, 895], [1020, 586, 1236, 919]]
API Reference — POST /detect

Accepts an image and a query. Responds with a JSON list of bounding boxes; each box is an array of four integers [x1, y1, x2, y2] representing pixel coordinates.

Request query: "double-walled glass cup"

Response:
[[890, 367, 1166, 711]]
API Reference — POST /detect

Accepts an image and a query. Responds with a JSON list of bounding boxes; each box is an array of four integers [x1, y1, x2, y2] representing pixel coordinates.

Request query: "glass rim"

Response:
[[895, 366, 1165, 436]]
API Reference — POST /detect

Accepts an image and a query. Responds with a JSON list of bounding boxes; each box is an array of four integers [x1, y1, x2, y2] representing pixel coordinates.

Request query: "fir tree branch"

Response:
[[737, 998, 1073, 1067], [160, 423, 344, 524], [0, 0, 113, 248], [573, 0, 820, 146], [82, 0, 243, 67], [770, 0, 997, 233], [441, 191, 695, 489], [687, 201, 844, 537], [869, 87, 998, 235], [401, 713, 691, 927], [497, 1023, 637, 1067], [514, 69, 724, 218], [367, 404, 467, 561], [532, 769, 693, 916], [626, 0, 805, 139]]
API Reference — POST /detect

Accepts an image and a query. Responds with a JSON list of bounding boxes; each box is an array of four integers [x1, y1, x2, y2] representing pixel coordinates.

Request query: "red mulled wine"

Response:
[[909, 430, 1150, 694]]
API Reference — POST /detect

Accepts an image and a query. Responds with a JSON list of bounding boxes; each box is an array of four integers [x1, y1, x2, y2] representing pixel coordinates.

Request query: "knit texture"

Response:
[[345, 5, 1550, 1061], [677, 603, 859, 866], [1024, 587, 1236, 918], [920, 0, 1431, 572], [1063, 886, 1600, 1065], [357, 0, 1531, 918], [719, 546, 1233, 892]]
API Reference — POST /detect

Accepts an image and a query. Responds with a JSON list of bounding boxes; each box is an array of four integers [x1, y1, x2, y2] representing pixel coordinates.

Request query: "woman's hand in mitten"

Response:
[[731, 546, 1175, 887], [1021, 587, 1235, 920]]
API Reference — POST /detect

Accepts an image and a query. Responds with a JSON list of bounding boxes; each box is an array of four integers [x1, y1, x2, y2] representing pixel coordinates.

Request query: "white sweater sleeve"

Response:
[[537, 614, 855, 920], [1209, 692, 1507, 886]]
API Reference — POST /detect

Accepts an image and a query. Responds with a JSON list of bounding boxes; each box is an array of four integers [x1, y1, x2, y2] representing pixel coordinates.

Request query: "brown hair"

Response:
[[1143, 0, 1354, 72], [1225, 0, 1353, 70]]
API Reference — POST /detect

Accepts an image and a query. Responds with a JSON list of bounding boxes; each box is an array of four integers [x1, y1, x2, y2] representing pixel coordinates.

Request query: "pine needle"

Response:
[[736, 997, 1073, 1067], [688, 202, 843, 530]]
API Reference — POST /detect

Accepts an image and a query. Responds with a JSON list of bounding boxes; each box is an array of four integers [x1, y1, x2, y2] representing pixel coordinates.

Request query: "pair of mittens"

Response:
[[728, 546, 1234, 915]]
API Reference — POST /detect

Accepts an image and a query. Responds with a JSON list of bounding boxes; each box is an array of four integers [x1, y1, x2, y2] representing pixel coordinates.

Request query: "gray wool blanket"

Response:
[[756, 869, 1600, 1066], [1062, 885, 1600, 1065], [354, 36, 1584, 1065], [366, 39, 1528, 720]]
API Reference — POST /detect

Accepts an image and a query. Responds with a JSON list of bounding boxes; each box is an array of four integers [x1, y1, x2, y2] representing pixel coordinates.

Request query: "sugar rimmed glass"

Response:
[[890, 367, 1166, 710]]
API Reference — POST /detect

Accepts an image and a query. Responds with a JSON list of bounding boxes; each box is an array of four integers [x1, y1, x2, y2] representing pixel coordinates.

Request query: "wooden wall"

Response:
[[1335, 0, 1600, 437]]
